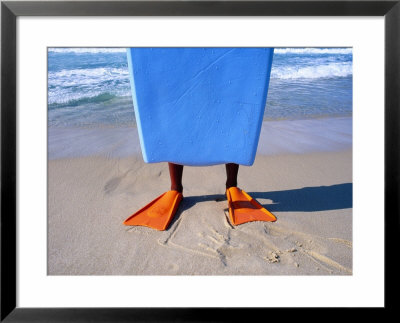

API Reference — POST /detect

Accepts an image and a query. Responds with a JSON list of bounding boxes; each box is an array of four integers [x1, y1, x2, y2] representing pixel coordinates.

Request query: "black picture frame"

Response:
[[1, 0, 398, 321]]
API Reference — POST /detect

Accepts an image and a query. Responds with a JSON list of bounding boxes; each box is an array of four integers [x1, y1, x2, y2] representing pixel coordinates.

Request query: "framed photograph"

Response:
[[1, 0, 398, 320]]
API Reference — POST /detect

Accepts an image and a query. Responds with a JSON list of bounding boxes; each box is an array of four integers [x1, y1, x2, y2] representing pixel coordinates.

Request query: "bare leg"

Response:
[[225, 163, 239, 189], [168, 162, 184, 193]]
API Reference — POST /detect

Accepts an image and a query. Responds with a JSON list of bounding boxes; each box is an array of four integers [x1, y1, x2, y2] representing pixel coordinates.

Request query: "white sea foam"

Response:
[[48, 47, 352, 55], [271, 62, 352, 79], [48, 48, 127, 54], [48, 67, 129, 87], [48, 89, 131, 106], [48, 66, 131, 105], [274, 48, 352, 55], [48, 91, 106, 105]]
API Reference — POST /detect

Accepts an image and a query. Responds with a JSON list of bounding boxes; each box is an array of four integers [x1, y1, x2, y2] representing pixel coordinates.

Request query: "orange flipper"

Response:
[[123, 190, 183, 231], [226, 187, 276, 225]]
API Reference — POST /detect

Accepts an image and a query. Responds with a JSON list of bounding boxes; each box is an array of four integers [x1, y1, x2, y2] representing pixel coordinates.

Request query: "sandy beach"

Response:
[[48, 117, 352, 275]]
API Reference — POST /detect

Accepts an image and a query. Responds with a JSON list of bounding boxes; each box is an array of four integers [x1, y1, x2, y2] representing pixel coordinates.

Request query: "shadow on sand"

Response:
[[248, 183, 352, 212], [175, 183, 352, 214], [166, 183, 352, 229]]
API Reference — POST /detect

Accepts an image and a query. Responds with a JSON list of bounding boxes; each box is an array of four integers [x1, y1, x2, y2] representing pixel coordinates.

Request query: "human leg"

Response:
[[169, 162, 184, 193], [225, 163, 239, 189]]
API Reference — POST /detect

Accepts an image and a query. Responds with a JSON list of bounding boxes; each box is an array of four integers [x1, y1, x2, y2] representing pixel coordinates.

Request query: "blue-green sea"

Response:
[[48, 47, 352, 128]]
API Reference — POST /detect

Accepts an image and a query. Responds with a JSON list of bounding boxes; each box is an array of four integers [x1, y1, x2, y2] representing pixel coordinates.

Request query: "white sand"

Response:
[[48, 118, 352, 275]]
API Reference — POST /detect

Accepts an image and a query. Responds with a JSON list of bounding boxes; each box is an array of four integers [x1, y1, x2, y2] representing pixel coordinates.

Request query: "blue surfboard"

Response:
[[126, 48, 274, 166]]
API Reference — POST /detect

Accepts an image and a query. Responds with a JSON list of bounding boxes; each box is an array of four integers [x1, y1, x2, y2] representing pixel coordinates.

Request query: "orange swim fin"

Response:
[[226, 187, 276, 225], [123, 190, 183, 231]]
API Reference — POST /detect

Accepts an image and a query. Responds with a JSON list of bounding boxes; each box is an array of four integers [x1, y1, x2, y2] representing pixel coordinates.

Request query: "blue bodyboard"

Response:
[[126, 48, 274, 166]]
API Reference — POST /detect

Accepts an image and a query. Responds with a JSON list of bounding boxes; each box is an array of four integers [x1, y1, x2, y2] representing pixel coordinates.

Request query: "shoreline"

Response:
[[48, 116, 352, 160]]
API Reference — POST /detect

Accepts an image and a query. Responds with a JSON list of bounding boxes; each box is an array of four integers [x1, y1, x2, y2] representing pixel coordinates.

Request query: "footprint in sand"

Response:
[[167, 263, 179, 272], [104, 176, 122, 194], [104, 170, 131, 194]]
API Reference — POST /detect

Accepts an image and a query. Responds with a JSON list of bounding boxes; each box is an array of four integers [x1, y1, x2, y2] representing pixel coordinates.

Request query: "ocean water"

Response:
[[48, 47, 352, 128]]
